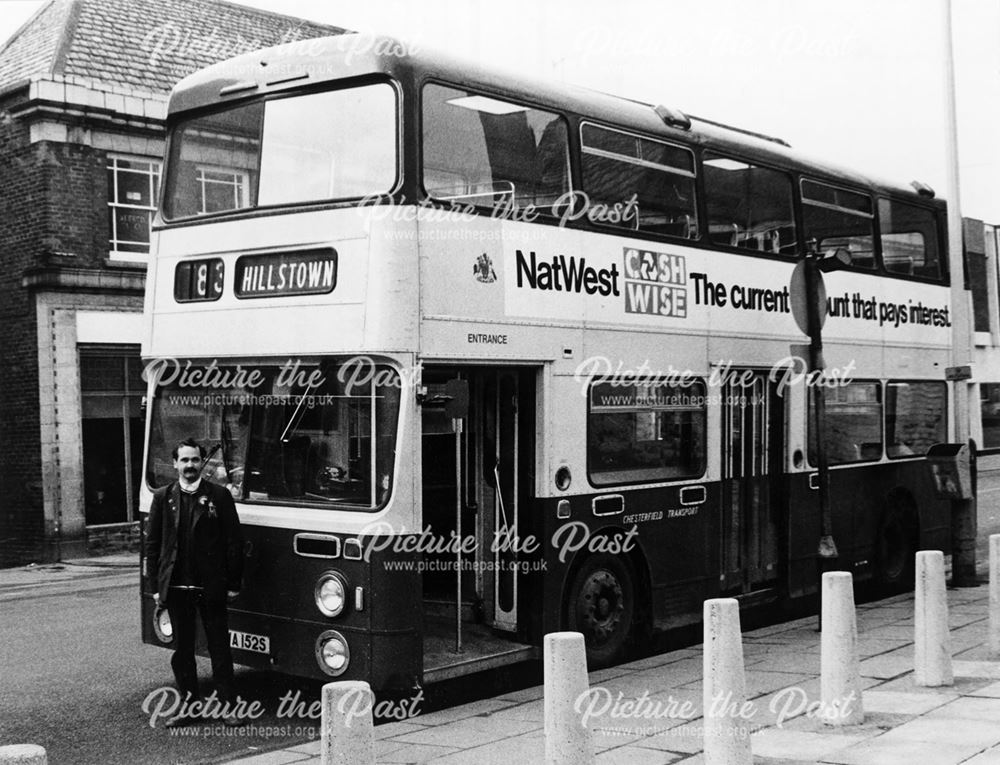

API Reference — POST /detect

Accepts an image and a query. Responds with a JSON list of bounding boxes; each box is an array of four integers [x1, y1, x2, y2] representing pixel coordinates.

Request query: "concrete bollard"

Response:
[[0, 745, 47, 765], [990, 535, 1000, 659], [914, 550, 954, 686], [544, 631, 594, 765], [320, 680, 376, 765], [703, 598, 752, 765], [821, 571, 864, 725]]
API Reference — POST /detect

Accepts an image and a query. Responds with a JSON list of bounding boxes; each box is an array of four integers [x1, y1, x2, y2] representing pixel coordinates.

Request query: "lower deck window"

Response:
[[809, 381, 882, 465], [886, 381, 946, 458], [588, 381, 706, 485], [982, 383, 1000, 450], [809, 379, 945, 464]]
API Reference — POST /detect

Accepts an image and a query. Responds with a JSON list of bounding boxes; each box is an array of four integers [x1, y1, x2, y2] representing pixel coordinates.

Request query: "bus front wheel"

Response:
[[565, 553, 635, 668]]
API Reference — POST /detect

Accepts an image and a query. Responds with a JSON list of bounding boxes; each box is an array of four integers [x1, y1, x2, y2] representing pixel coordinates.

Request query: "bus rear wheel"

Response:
[[566, 553, 635, 668], [875, 501, 917, 594]]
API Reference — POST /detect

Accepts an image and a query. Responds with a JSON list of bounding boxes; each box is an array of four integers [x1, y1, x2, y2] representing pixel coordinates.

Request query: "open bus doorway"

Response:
[[419, 366, 539, 681], [720, 370, 785, 596]]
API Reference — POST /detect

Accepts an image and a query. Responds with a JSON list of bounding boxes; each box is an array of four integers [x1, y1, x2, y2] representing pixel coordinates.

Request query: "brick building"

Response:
[[0, 0, 343, 565]]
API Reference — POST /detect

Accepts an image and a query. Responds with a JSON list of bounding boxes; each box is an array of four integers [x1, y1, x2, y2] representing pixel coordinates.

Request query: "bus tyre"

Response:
[[875, 502, 917, 594], [565, 553, 635, 668]]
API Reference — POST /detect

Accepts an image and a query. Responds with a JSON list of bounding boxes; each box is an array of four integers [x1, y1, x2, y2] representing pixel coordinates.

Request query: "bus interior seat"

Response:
[[707, 222, 739, 247], [644, 213, 694, 238], [886, 256, 914, 276], [859, 442, 882, 460]]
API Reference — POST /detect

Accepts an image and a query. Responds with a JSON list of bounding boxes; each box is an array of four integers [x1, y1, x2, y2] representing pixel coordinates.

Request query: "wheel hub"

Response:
[[579, 570, 624, 643]]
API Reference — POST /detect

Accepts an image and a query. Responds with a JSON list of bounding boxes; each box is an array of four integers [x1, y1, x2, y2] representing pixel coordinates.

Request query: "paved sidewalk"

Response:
[[0, 552, 138, 602], [6, 551, 996, 764], [227, 581, 1000, 765]]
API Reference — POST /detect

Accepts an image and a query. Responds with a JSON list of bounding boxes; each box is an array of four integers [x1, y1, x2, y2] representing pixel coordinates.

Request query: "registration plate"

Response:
[[229, 629, 270, 654]]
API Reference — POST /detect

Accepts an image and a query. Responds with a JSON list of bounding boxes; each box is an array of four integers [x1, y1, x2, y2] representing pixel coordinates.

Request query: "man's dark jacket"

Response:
[[145, 480, 244, 603]]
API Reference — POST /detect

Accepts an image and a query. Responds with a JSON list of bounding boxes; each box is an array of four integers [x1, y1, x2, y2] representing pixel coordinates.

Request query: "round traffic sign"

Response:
[[789, 260, 827, 336]]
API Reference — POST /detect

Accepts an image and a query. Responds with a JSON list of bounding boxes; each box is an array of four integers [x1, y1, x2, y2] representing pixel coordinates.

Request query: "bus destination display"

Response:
[[235, 249, 338, 299]]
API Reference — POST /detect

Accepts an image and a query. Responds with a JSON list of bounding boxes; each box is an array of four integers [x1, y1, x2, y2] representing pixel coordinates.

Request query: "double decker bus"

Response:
[[140, 33, 957, 689]]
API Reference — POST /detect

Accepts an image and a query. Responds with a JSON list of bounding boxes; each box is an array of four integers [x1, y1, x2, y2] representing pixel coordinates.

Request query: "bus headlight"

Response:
[[315, 630, 350, 676], [315, 572, 348, 617], [153, 605, 173, 644]]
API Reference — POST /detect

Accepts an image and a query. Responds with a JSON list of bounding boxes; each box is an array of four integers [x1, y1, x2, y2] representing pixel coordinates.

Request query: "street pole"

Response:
[[941, 0, 977, 586], [790, 247, 842, 630], [803, 247, 839, 631], [804, 255, 837, 564]]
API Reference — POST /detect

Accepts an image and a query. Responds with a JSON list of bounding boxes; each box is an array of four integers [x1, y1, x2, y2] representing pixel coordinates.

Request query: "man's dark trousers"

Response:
[[167, 588, 235, 702]]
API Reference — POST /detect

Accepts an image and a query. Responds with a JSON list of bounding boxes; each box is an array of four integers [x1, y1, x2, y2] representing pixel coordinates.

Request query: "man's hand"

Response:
[[226, 590, 239, 602], [153, 592, 160, 606]]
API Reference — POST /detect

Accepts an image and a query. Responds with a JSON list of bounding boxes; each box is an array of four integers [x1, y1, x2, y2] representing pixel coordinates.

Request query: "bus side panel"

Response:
[[840, 461, 952, 573], [785, 473, 818, 599], [641, 484, 719, 629], [786, 461, 951, 599], [535, 484, 717, 637]]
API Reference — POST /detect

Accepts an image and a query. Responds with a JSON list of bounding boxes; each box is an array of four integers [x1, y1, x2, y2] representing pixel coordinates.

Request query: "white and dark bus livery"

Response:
[[140, 34, 956, 689]]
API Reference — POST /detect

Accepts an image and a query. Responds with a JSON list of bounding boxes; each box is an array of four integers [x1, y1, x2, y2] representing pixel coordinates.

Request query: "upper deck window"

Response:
[[704, 154, 796, 255], [580, 124, 697, 237], [164, 83, 397, 219], [422, 84, 570, 213], [801, 179, 875, 269], [878, 198, 941, 279]]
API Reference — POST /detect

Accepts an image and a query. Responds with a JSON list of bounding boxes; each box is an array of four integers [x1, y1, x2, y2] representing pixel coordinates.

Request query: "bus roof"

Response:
[[168, 33, 941, 208]]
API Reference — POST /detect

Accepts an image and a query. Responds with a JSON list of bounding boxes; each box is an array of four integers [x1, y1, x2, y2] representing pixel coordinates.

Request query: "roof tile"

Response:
[[0, 0, 345, 94], [0, 0, 73, 87]]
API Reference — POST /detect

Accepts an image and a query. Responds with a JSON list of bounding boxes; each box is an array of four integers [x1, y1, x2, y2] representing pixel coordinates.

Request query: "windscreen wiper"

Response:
[[279, 380, 320, 443], [201, 442, 223, 481]]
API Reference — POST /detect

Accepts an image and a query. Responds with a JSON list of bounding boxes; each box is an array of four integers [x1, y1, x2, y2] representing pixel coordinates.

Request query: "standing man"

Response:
[[145, 438, 244, 726]]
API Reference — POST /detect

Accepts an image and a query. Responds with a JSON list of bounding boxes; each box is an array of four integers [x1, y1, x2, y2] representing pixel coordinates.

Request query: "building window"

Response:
[[107, 156, 161, 260], [196, 167, 249, 214]]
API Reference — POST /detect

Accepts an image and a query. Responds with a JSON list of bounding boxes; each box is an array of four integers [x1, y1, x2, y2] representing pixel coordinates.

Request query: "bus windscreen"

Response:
[[145, 358, 401, 510], [163, 83, 397, 219]]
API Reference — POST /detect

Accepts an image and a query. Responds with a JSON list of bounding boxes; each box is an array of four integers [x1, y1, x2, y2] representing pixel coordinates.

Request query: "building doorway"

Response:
[[79, 346, 144, 526]]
